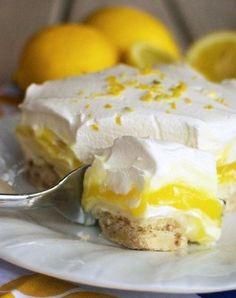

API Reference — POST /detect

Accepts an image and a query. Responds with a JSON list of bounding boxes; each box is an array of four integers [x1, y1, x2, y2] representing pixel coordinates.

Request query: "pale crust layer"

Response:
[[98, 211, 187, 251], [27, 160, 60, 189]]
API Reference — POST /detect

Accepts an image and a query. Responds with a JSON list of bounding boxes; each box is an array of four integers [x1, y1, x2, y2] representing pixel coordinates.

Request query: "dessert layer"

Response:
[[17, 125, 81, 177], [20, 64, 236, 163], [82, 136, 222, 244], [19, 63, 236, 200], [98, 211, 187, 251]]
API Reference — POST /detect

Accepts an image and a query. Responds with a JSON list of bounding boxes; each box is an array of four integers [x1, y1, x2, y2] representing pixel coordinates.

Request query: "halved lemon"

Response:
[[186, 31, 236, 82], [125, 42, 177, 68]]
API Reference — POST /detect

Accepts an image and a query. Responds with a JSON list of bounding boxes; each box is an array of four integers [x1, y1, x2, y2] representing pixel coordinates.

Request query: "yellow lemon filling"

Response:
[[217, 138, 236, 185], [82, 170, 222, 244], [217, 162, 236, 185], [17, 125, 236, 187], [83, 182, 220, 219], [16, 125, 82, 175]]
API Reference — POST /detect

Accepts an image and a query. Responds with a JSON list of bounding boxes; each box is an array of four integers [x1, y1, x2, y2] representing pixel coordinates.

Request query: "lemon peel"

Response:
[[126, 42, 177, 68], [186, 31, 236, 82]]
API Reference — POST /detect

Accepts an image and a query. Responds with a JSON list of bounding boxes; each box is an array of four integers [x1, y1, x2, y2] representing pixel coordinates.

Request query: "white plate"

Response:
[[0, 116, 236, 294]]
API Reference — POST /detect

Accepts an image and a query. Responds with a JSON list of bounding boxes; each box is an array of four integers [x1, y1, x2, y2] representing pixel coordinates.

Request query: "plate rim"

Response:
[[0, 241, 236, 294]]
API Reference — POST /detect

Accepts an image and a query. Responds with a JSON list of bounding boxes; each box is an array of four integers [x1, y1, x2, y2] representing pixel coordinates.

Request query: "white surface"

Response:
[[20, 64, 236, 165], [0, 116, 236, 294]]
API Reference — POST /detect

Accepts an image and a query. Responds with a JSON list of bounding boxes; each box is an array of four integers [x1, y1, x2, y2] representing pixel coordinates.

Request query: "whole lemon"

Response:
[[15, 24, 118, 89], [186, 31, 236, 82], [85, 6, 180, 60]]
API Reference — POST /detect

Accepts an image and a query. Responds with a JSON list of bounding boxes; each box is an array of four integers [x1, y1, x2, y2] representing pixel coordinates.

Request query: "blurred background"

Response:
[[1, 0, 236, 85]]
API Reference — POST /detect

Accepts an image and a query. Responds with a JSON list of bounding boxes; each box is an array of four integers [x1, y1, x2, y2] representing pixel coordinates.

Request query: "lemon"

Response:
[[126, 42, 177, 68], [15, 24, 118, 89], [85, 6, 180, 62], [186, 31, 236, 82]]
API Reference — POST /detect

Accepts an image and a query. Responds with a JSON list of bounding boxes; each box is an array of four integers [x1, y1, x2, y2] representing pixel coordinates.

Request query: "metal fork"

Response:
[[0, 166, 96, 225]]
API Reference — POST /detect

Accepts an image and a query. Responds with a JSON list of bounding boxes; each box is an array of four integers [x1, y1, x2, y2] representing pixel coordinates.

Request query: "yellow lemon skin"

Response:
[[85, 6, 180, 60], [186, 31, 236, 82], [126, 42, 177, 68], [15, 24, 118, 89]]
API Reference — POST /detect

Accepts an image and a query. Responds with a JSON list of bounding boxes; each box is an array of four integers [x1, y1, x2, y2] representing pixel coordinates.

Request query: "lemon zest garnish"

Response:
[[90, 123, 100, 131], [140, 91, 153, 101], [170, 81, 187, 98], [104, 103, 113, 109], [204, 104, 214, 110], [84, 104, 91, 109], [137, 83, 150, 90], [152, 79, 161, 85], [106, 75, 117, 85], [215, 98, 228, 106], [106, 75, 125, 96], [170, 102, 177, 110], [154, 93, 171, 101], [123, 106, 135, 112], [139, 67, 153, 75], [115, 115, 122, 126], [109, 84, 125, 95], [184, 97, 192, 104]]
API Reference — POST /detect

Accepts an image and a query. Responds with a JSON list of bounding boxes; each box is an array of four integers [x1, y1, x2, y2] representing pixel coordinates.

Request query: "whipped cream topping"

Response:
[[96, 136, 217, 195], [20, 63, 236, 165]]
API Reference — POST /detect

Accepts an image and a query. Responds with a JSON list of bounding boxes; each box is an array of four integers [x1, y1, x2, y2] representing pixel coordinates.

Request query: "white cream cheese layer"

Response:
[[20, 64, 236, 164], [82, 136, 222, 244], [95, 136, 217, 195]]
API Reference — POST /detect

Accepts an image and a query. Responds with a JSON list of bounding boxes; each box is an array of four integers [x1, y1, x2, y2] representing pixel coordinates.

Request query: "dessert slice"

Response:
[[17, 64, 236, 208], [82, 136, 223, 251]]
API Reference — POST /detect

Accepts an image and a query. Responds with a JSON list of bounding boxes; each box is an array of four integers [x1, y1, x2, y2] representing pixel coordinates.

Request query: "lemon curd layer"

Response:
[[83, 168, 221, 220], [216, 137, 236, 185], [16, 125, 81, 176], [217, 162, 236, 184], [83, 181, 222, 244]]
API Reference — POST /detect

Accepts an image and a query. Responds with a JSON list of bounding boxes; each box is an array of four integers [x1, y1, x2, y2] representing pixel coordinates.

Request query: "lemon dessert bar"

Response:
[[82, 136, 222, 251], [17, 64, 236, 208]]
